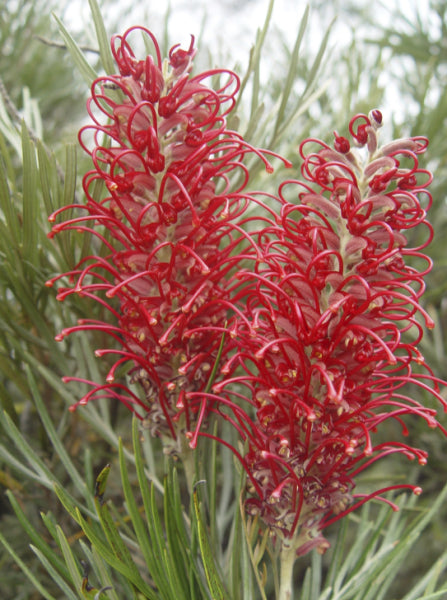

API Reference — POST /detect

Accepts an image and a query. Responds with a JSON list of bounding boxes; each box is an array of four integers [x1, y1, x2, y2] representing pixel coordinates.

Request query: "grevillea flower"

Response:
[[46, 27, 286, 449], [210, 110, 447, 555]]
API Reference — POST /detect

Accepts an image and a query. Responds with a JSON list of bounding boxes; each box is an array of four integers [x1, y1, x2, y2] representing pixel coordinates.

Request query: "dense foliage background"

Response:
[[1, 1, 446, 598]]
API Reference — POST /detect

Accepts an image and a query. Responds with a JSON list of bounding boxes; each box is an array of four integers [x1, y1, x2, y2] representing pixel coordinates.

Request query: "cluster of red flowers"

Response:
[[47, 27, 284, 450], [48, 29, 446, 555], [211, 111, 447, 553]]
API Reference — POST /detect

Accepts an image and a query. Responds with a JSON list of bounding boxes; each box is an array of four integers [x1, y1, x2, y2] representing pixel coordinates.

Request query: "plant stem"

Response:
[[180, 436, 196, 491], [278, 541, 298, 600]]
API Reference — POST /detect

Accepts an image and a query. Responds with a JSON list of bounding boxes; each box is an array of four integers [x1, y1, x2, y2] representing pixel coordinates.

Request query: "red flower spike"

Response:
[[48, 27, 287, 447], [209, 111, 447, 555]]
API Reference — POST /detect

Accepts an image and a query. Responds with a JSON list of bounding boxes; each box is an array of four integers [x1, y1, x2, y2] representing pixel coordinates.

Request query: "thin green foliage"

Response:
[[0, 530, 59, 600], [402, 554, 447, 599], [236, 0, 274, 111], [270, 5, 309, 142], [30, 545, 80, 600], [88, 0, 115, 75], [131, 418, 212, 599], [54, 526, 85, 598], [6, 491, 70, 581], [21, 122, 39, 272], [25, 364, 88, 499], [0, 137, 20, 243], [193, 485, 227, 600], [52, 13, 97, 86], [312, 484, 447, 600]]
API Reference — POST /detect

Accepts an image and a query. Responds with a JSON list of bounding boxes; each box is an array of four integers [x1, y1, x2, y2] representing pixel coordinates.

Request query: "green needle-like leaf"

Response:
[[0, 530, 59, 600], [52, 13, 97, 86], [0, 409, 56, 486], [30, 545, 79, 600], [271, 5, 309, 141], [6, 490, 70, 581], [193, 487, 227, 600], [0, 140, 20, 243], [118, 436, 157, 578], [88, 0, 115, 75], [26, 364, 89, 500], [92, 467, 150, 594], [21, 121, 38, 271], [56, 525, 85, 599]]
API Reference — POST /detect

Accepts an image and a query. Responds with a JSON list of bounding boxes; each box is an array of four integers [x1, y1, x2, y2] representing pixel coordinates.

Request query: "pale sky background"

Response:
[[58, 0, 435, 125], [60, 0, 432, 60]]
